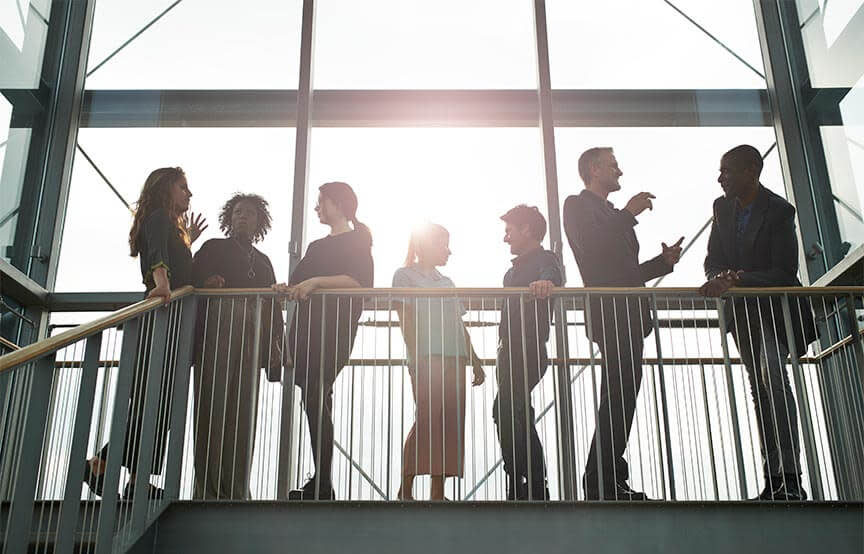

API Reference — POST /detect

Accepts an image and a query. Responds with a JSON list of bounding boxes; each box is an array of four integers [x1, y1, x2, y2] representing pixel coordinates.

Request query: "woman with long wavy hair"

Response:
[[84, 167, 206, 499]]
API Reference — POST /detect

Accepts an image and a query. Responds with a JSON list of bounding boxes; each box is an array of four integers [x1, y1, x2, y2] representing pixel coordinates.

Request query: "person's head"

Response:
[[578, 147, 622, 194], [719, 145, 762, 200], [128, 167, 189, 256], [219, 193, 272, 243], [501, 204, 546, 256], [316, 181, 373, 245], [404, 223, 450, 268]]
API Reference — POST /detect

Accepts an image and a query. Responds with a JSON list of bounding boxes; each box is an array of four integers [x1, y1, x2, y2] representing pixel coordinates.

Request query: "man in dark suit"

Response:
[[700, 144, 816, 501], [563, 147, 683, 500]]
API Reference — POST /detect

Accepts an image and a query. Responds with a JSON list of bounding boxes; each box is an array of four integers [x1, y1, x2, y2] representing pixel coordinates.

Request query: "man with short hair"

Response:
[[700, 144, 816, 501], [495, 205, 564, 500], [563, 147, 683, 500]]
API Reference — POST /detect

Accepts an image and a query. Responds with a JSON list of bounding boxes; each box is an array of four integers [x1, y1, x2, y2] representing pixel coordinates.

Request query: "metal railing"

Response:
[[0, 286, 862, 551]]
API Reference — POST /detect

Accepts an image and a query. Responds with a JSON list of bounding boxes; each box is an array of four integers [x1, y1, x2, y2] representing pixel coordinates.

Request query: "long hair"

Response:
[[319, 181, 372, 246], [128, 167, 188, 257], [404, 222, 448, 267], [218, 192, 272, 243]]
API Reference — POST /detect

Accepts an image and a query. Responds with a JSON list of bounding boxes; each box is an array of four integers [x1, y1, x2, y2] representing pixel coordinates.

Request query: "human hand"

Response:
[[472, 360, 485, 386], [528, 280, 555, 299], [203, 274, 225, 288], [661, 236, 684, 266], [288, 278, 319, 301], [624, 192, 656, 217], [699, 270, 740, 297], [147, 283, 172, 304], [271, 282, 292, 294], [185, 212, 208, 244]]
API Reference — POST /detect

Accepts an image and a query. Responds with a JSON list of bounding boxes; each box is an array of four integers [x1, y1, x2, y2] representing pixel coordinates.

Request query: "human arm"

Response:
[[463, 324, 485, 386]]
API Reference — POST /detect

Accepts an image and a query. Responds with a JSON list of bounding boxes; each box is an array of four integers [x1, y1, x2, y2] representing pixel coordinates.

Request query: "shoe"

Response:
[[752, 476, 807, 501], [288, 478, 335, 500], [123, 480, 164, 500], [585, 481, 650, 501], [83, 461, 106, 497], [506, 474, 528, 501]]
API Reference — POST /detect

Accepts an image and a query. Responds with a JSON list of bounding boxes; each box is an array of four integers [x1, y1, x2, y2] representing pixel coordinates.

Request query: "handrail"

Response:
[[0, 336, 21, 351], [0, 286, 194, 373], [3, 285, 860, 373]]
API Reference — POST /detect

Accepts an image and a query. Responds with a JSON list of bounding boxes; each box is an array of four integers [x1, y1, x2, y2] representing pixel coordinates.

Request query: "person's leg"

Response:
[[493, 350, 524, 499], [430, 476, 446, 500], [758, 323, 802, 495]]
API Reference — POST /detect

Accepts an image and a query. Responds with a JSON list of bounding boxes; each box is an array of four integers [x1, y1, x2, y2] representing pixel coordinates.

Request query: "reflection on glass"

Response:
[[55, 128, 296, 292], [313, 0, 536, 89], [0, 96, 34, 268], [0, 0, 52, 88], [85, 0, 302, 89], [555, 127, 781, 286], [307, 128, 546, 286], [547, 0, 765, 89], [797, 0, 864, 87]]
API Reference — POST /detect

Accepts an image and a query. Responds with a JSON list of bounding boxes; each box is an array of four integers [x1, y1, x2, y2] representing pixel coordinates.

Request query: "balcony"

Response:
[[0, 286, 862, 553]]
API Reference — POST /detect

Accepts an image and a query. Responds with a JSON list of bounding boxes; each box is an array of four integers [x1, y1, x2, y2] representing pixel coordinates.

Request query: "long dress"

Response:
[[393, 266, 469, 477], [192, 237, 282, 499]]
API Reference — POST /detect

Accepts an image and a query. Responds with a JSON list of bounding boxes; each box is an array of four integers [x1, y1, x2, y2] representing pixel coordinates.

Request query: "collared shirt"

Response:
[[499, 247, 564, 351], [735, 201, 753, 241], [392, 265, 468, 364]]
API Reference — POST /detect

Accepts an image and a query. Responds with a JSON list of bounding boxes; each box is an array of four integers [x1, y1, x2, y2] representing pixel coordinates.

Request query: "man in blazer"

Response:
[[563, 146, 683, 500], [701, 144, 817, 501]]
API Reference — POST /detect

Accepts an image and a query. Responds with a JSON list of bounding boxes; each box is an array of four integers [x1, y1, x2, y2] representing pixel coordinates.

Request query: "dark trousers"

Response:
[[98, 317, 172, 475], [732, 303, 801, 482], [296, 364, 343, 485], [493, 345, 548, 488], [584, 328, 644, 492]]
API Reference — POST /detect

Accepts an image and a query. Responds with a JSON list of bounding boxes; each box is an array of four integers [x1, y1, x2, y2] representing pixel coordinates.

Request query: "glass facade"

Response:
[[0, 0, 860, 321]]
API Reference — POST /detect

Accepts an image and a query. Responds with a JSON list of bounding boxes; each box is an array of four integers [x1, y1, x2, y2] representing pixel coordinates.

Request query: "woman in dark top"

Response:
[[84, 167, 206, 499], [192, 193, 284, 499], [272, 181, 374, 500]]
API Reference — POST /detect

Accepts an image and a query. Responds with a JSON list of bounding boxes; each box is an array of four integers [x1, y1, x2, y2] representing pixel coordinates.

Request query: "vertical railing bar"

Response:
[[126, 306, 170, 541], [780, 293, 822, 499], [650, 292, 676, 500], [4, 356, 55, 554], [94, 316, 140, 554], [584, 292, 602, 498], [715, 297, 747, 499], [55, 334, 102, 554], [164, 296, 198, 501]]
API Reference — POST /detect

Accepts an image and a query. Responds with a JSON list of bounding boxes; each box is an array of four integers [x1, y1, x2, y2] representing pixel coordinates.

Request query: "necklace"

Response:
[[231, 236, 257, 280]]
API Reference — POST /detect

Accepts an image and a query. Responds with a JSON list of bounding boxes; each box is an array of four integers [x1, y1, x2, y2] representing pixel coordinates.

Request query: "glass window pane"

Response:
[[796, 0, 864, 87], [314, 0, 537, 89], [85, 0, 302, 89], [0, 95, 36, 269], [821, 125, 864, 257], [547, 0, 766, 89], [55, 128, 296, 291], [555, 127, 781, 287], [307, 128, 546, 286], [0, 0, 52, 88]]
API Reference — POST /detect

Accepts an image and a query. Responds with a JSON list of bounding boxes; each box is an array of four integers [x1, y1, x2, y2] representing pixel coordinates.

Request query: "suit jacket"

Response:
[[704, 185, 817, 356], [563, 189, 672, 341]]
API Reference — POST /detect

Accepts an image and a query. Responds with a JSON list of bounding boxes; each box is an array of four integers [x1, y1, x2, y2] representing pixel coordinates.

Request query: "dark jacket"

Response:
[[704, 185, 817, 356], [563, 189, 672, 340]]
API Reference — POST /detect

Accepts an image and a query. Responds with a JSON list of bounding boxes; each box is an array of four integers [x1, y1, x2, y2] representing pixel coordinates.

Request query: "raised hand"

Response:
[[185, 212, 208, 244], [624, 192, 656, 217], [202, 274, 225, 288], [661, 236, 685, 266]]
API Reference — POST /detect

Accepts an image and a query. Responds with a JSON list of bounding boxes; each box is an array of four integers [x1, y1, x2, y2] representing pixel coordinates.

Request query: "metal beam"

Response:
[[76, 89, 773, 128]]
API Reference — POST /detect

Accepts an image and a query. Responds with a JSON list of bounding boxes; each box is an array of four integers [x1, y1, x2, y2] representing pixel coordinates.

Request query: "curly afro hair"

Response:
[[218, 193, 272, 243]]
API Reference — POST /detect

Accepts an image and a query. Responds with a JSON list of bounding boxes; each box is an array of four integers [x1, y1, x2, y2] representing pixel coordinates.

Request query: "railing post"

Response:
[[278, 300, 297, 500], [163, 296, 199, 501], [127, 306, 170, 537], [94, 317, 140, 554], [55, 333, 102, 554], [650, 293, 676, 500], [780, 294, 824, 500], [583, 292, 603, 497], [715, 297, 748, 499], [3, 355, 55, 554], [553, 299, 577, 500]]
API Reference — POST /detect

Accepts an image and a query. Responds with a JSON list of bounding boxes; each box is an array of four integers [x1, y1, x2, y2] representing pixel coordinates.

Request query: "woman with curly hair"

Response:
[[85, 167, 206, 500], [191, 193, 284, 499]]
